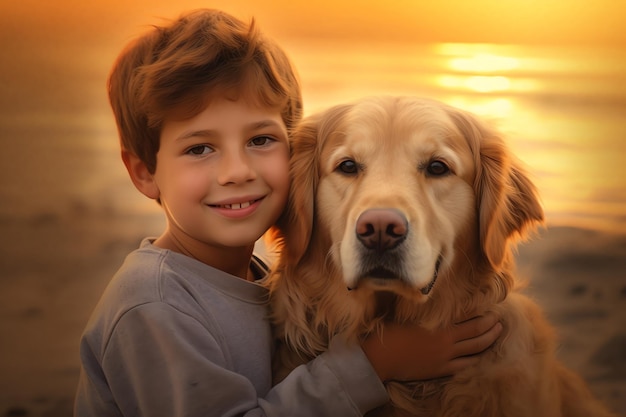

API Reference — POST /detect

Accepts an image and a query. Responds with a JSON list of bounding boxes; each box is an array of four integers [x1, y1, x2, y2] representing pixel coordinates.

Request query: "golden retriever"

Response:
[[265, 96, 616, 417]]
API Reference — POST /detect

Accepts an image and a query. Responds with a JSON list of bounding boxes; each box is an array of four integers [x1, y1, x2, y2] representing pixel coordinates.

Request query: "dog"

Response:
[[265, 96, 616, 417]]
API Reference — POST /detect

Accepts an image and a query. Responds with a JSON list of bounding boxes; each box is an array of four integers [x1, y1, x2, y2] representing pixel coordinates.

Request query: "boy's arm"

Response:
[[76, 299, 500, 417], [264, 313, 502, 414], [264, 335, 388, 414]]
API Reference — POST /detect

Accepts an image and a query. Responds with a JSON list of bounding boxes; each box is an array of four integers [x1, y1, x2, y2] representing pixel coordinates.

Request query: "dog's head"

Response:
[[272, 96, 543, 307]]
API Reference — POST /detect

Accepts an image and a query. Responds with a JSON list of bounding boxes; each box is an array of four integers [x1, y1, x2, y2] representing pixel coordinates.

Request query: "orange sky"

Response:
[[2, 0, 625, 46]]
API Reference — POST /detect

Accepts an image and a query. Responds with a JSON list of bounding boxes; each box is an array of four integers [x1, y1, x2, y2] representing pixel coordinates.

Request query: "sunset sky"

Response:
[[2, 0, 625, 46]]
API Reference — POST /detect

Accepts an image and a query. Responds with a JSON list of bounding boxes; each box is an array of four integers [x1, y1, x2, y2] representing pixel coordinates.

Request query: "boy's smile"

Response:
[[146, 97, 290, 267], [208, 195, 266, 218]]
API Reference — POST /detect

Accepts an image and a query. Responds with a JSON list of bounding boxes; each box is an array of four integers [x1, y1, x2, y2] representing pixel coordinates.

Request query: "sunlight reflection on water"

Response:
[[1, 41, 624, 234]]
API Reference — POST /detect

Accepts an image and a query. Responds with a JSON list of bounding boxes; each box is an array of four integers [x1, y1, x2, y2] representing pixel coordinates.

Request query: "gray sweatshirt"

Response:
[[74, 238, 388, 416]]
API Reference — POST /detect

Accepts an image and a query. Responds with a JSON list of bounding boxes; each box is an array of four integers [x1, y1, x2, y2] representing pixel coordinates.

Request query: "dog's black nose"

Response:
[[356, 208, 408, 251]]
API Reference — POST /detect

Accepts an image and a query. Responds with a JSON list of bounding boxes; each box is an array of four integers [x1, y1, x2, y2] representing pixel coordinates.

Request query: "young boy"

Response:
[[74, 9, 502, 416]]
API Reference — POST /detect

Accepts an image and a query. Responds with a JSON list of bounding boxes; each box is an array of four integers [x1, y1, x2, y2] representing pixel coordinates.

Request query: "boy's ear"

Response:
[[121, 150, 160, 200]]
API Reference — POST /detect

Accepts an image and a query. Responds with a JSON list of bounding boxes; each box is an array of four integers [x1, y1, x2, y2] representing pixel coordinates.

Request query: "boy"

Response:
[[74, 9, 502, 416]]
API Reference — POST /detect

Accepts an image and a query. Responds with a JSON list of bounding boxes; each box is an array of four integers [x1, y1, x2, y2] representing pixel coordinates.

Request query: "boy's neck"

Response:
[[153, 233, 255, 281]]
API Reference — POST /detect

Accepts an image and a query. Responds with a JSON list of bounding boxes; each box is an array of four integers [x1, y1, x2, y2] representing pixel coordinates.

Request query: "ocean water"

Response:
[[1, 41, 625, 234]]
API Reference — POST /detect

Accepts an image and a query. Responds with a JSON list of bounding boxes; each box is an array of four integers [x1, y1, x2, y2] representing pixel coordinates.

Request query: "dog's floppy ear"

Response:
[[279, 113, 321, 263], [448, 108, 544, 270], [478, 136, 545, 269], [273, 104, 353, 265]]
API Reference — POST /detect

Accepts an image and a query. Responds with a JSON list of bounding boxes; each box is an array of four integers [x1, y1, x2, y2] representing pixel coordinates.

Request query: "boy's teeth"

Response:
[[224, 201, 251, 209]]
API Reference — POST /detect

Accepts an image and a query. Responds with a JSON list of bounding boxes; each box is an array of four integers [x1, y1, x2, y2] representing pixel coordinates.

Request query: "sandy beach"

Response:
[[0, 207, 624, 416]]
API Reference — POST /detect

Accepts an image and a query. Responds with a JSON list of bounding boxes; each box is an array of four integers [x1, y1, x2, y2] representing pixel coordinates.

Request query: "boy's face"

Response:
[[152, 98, 290, 251]]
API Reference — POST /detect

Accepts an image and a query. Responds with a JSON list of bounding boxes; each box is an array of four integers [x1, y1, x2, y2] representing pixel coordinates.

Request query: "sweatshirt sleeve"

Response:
[[263, 335, 389, 415], [75, 302, 388, 417]]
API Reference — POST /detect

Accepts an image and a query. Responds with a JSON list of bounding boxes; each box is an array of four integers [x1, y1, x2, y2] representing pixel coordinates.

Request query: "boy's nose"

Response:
[[217, 151, 256, 185]]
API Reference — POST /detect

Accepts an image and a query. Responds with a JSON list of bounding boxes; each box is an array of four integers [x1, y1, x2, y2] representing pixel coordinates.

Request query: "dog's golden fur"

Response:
[[265, 96, 615, 417]]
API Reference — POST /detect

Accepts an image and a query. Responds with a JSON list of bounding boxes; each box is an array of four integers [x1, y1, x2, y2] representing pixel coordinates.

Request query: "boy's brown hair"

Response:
[[108, 8, 302, 173]]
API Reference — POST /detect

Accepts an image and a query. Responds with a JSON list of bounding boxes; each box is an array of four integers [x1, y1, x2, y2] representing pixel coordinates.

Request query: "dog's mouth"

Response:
[[354, 255, 442, 295], [368, 267, 398, 280], [420, 256, 442, 295]]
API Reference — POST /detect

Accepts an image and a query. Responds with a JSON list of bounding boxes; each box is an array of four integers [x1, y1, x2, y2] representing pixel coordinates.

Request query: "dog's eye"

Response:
[[427, 160, 450, 176], [337, 160, 359, 175]]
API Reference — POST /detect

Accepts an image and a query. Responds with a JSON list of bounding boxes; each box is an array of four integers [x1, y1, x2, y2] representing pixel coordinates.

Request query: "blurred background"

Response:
[[1, 0, 625, 415]]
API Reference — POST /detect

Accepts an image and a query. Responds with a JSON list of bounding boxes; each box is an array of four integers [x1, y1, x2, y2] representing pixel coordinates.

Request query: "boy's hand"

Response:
[[361, 312, 503, 382]]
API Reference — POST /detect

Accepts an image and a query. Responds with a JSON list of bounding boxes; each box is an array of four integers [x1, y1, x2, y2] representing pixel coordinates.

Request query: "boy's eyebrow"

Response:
[[247, 119, 284, 131], [177, 119, 284, 141]]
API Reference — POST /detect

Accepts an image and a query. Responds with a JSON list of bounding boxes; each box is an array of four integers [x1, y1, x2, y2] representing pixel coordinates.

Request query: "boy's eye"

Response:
[[249, 136, 274, 147], [186, 145, 212, 155]]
